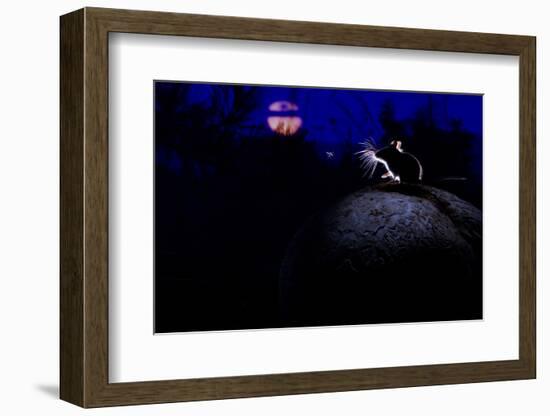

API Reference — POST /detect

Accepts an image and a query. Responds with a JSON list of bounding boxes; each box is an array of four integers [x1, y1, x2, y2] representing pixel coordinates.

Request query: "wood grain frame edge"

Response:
[[60, 7, 537, 408]]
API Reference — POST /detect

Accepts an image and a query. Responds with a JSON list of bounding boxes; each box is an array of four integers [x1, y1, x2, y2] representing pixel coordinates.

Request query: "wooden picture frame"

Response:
[[60, 7, 536, 408]]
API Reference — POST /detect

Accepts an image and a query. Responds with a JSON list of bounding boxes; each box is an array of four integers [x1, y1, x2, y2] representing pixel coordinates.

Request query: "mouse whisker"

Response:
[[356, 139, 379, 178]]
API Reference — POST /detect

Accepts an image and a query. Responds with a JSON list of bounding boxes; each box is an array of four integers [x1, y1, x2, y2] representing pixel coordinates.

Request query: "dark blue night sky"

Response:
[[155, 81, 482, 181], [154, 81, 483, 333]]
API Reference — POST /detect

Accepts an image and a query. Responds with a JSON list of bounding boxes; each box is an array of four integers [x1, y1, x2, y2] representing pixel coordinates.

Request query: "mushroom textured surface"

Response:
[[279, 183, 482, 327]]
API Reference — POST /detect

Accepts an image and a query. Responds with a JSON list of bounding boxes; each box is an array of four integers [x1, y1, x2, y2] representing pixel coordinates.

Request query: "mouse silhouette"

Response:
[[374, 140, 423, 183]]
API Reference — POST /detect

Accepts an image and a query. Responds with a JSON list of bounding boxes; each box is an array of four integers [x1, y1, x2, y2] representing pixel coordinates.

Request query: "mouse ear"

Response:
[[391, 140, 402, 150]]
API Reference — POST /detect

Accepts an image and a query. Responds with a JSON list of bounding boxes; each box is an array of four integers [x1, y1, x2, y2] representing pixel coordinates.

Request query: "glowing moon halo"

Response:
[[267, 100, 302, 136]]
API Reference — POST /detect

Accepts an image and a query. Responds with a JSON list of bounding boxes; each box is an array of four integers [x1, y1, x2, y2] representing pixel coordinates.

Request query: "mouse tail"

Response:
[[435, 177, 467, 182]]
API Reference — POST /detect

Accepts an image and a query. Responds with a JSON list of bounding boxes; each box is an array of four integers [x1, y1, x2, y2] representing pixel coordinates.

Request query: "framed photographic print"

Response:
[[60, 7, 536, 408]]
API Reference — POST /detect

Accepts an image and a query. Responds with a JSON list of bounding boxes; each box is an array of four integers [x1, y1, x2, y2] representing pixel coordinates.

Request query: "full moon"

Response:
[[267, 101, 302, 136]]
